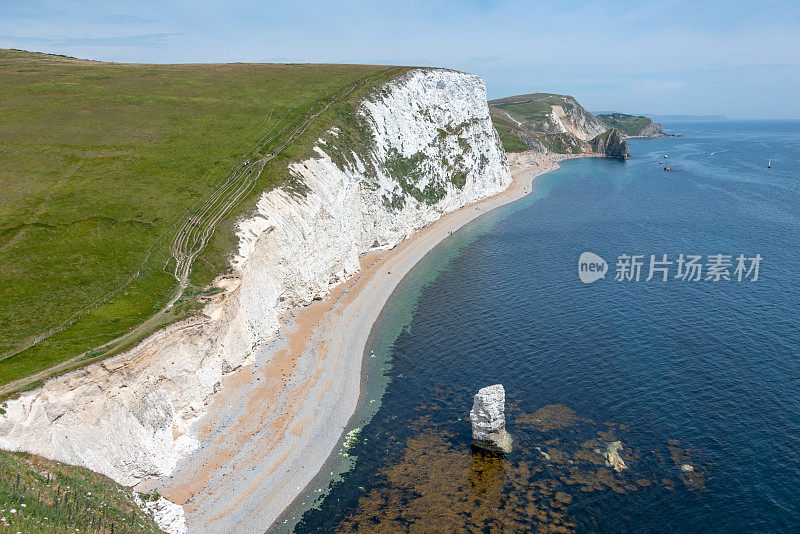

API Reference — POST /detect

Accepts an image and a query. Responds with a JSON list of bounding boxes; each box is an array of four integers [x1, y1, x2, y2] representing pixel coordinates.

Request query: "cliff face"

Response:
[[0, 70, 510, 490], [489, 93, 630, 158], [638, 120, 666, 137], [489, 93, 608, 155], [589, 128, 630, 159]]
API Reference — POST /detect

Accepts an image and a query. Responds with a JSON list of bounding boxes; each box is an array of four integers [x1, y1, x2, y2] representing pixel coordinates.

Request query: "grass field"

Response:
[[0, 449, 162, 532], [489, 92, 570, 124], [0, 49, 403, 392]]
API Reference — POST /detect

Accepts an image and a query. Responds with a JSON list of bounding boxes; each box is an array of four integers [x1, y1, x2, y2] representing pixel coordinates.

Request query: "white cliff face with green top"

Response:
[[234, 69, 510, 337], [0, 68, 510, 513]]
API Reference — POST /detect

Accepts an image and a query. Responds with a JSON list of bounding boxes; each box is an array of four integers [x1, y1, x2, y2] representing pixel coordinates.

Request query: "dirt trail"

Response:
[[169, 68, 400, 287], [2, 69, 400, 394]]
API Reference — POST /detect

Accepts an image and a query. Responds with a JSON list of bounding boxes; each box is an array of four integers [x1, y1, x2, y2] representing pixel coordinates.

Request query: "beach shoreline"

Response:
[[154, 152, 592, 532]]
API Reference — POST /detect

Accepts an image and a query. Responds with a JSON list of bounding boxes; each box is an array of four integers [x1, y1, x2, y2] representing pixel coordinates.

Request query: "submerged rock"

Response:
[[603, 440, 628, 472], [470, 384, 512, 453]]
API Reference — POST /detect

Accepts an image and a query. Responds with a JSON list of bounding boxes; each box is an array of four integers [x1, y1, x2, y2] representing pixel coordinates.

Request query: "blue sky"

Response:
[[2, 0, 799, 118]]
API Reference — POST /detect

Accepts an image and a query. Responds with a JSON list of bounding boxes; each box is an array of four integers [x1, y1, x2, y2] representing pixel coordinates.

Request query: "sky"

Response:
[[2, 0, 799, 119]]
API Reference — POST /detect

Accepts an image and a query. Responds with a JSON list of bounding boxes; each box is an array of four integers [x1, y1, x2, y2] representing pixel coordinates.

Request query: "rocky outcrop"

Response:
[[494, 101, 671, 157], [589, 128, 629, 159], [595, 113, 672, 138], [639, 121, 666, 137], [489, 94, 632, 158], [546, 101, 607, 140], [602, 440, 627, 472], [470, 384, 512, 453], [490, 93, 605, 142], [0, 69, 510, 495], [134, 494, 187, 534]]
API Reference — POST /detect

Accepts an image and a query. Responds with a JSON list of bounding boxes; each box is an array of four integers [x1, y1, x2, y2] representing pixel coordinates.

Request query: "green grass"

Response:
[[0, 449, 162, 533], [491, 119, 530, 153], [0, 49, 405, 390], [488, 93, 580, 125], [596, 113, 653, 136]]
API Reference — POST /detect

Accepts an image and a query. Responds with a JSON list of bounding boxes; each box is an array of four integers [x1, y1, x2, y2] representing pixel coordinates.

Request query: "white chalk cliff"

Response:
[[0, 68, 510, 500]]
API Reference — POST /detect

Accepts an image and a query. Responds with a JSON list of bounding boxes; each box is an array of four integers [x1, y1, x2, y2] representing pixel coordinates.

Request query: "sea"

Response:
[[289, 120, 800, 532]]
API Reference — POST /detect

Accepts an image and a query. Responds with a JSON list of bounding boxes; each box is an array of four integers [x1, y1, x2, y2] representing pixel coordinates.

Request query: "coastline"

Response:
[[152, 152, 589, 531]]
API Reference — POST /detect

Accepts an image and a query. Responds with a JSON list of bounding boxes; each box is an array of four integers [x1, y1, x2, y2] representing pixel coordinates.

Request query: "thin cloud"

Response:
[[0, 33, 183, 48], [630, 80, 686, 94]]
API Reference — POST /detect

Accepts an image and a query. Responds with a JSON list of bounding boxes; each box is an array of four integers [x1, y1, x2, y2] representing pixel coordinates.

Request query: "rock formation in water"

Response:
[[470, 384, 512, 453], [589, 128, 630, 160]]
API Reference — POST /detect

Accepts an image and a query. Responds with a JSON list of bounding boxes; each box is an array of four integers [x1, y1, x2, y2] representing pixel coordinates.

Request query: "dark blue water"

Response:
[[295, 121, 800, 532]]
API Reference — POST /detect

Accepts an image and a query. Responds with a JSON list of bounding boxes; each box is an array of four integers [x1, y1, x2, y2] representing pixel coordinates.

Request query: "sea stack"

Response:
[[470, 384, 513, 453]]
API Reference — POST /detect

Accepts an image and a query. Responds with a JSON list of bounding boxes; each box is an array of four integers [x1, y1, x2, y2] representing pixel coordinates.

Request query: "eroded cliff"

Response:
[[589, 128, 630, 159], [0, 69, 510, 512]]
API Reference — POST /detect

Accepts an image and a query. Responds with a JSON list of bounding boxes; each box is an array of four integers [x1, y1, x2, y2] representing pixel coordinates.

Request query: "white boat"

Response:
[[768, 159, 772, 168]]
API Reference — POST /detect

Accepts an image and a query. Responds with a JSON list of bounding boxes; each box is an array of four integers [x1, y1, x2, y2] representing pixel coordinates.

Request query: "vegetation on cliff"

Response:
[[488, 93, 606, 154], [0, 48, 404, 393], [0, 449, 163, 533], [589, 129, 630, 159], [596, 113, 666, 137]]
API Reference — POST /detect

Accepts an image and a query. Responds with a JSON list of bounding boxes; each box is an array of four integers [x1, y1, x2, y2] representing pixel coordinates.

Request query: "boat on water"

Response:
[[659, 160, 663, 164], [768, 159, 772, 168]]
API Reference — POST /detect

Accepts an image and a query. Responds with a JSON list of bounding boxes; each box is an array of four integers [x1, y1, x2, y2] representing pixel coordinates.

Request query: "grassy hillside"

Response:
[[490, 114, 531, 153], [595, 113, 654, 136], [0, 49, 403, 393], [490, 93, 571, 124], [0, 449, 162, 533], [488, 93, 605, 153]]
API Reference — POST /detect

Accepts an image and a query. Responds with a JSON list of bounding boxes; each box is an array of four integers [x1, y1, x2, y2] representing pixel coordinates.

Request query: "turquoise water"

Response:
[[295, 121, 800, 532]]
